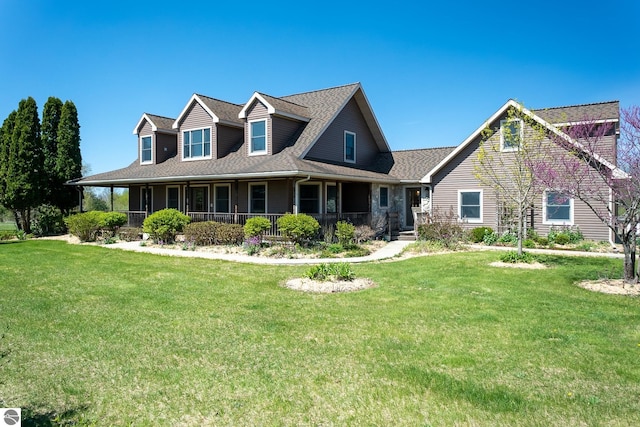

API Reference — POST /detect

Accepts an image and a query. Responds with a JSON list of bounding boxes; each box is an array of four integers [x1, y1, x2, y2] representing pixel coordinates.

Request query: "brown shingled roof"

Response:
[[534, 101, 619, 124], [144, 114, 175, 131], [195, 95, 243, 125]]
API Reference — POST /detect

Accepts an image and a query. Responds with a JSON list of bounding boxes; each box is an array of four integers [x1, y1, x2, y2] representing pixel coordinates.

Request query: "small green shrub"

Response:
[[277, 213, 320, 246], [417, 208, 465, 249], [553, 234, 570, 245], [335, 221, 356, 246], [0, 230, 15, 241], [500, 250, 536, 263], [325, 243, 344, 254], [244, 217, 272, 238], [471, 226, 493, 243], [142, 209, 190, 243], [523, 239, 536, 248], [548, 226, 584, 245], [304, 262, 355, 281], [482, 231, 498, 246], [64, 211, 104, 242], [118, 227, 142, 242], [99, 212, 127, 237], [536, 236, 549, 246], [497, 231, 518, 245]]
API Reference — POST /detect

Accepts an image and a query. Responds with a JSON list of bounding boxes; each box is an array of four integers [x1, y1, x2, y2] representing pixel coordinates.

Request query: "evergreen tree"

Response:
[[55, 100, 82, 213], [4, 97, 43, 232], [41, 97, 63, 205], [0, 111, 16, 207]]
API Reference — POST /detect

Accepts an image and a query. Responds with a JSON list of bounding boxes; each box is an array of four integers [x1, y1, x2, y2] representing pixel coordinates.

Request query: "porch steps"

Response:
[[395, 230, 417, 241]]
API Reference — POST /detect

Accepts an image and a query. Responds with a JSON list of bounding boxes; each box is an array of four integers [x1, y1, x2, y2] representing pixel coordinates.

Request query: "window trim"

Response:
[[458, 189, 483, 223], [249, 119, 267, 156], [140, 135, 153, 165], [181, 126, 212, 161], [379, 186, 389, 208], [543, 190, 574, 225], [214, 183, 231, 213], [248, 182, 268, 214], [166, 185, 180, 210], [344, 131, 356, 163], [500, 118, 523, 152], [186, 184, 210, 213]]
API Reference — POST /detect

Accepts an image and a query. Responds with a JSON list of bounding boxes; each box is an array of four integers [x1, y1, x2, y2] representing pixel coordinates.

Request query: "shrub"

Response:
[[497, 231, 518, 245], [277, 213, 320, 246], [523, 239, 536, 248], [470, 226, 493, 243], [99, 212, 127, 237], [142, 209, 190, 243], [118, 227, 142, 242], [32, 204, 65, 237], [553, 234, 570, 245], [536, 236, 549, 246], [183, 221, 220, 246], [0, 230, 15, 241], [244, 236, 262, 255], [548, 226, 584, 245], [500, 250, 536, 263], [483, 231, 498, 246], [65, 211, 104, 242], [244, 217, 272, 239], [335, 221, 355, 246], [304, 262, 355, 281], [354, 225, 375, 243], [417, 208, 465, 249], [216, 223, 244, 245]]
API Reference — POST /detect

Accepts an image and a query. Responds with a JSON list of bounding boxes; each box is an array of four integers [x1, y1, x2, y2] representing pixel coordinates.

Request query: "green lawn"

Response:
[[0, 240, 639, 426], [0, 221, 16, 232]]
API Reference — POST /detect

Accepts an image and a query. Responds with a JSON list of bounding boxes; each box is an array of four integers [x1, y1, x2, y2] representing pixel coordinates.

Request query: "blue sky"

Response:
[[1, 0, 639, 175]]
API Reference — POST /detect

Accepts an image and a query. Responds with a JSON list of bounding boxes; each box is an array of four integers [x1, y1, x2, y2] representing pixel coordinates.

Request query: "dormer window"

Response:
[[344, 131, 356, 163], [141, 135, 152, 164], [183, 127, 211, 160], [250, 120, 267, 155], [500, 119, 523, 152]]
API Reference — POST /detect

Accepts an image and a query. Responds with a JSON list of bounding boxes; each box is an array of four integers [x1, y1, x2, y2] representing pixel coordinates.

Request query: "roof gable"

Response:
[[421, 100, 624, 184], [238, 92, 310, 122], [173, 94, 243, 129], [132, 113, 176, 135]]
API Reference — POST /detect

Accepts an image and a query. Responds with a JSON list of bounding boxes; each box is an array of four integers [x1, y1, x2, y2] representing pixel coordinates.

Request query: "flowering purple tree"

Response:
[[532, 106, 640, 282]]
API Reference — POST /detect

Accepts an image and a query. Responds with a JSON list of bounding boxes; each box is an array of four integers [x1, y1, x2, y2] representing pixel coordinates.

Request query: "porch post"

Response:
[[110, 185, 114, 212], [186, 181, 190, 213], [78, 186, 84, 212], [145, 183, 149, 214]]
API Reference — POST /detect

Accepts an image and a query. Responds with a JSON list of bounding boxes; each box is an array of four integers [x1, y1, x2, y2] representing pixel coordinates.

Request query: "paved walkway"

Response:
[[106, 239, 415, 265]]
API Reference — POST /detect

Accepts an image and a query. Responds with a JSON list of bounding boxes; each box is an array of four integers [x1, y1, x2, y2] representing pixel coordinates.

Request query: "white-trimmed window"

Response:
[[214, 184, 231, 213], [543, 191, 573, 225], [500, 119, 523, 152], [379, 186, 389, 208], [166, 186, 180, 210], [299, 183, 321, 214], [249, 183, 267, 213], [183, 127, 211, 160], [344, 131, 356, 163], [141, 135, 153, 164], [458, 190, 482, 223], [250, 119, 267, 155], [188, 186, 209, 212]]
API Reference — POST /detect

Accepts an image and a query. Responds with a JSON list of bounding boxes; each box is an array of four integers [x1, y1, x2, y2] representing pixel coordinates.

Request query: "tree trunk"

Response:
[[622, 238, 637, 283], [516, 208, 524, 256], [13, 210, 21, 231]]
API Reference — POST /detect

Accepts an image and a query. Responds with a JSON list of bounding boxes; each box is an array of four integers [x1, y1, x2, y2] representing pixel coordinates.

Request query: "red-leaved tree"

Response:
[[532, 106, 640, 282]]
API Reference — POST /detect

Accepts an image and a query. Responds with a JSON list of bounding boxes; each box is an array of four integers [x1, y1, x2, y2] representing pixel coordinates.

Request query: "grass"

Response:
[[0, 240, 639, 426], [0, 221, 16, 232]]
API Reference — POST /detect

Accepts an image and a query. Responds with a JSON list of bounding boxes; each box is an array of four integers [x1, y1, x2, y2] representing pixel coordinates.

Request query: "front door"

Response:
[[406, 187, 421, 227]]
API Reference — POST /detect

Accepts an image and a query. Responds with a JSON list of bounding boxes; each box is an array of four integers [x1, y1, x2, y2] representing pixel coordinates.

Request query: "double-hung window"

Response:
[[344, 131, 356, 163], [500, 119, 523, 152], [141, 136, 152, 164], [249, 183, 267, 213], [299, 183, 320, 214], [544, 191, 573, 224], [459, 190, 482, 223], [214, 184, 230, 213], [250, 120, 267, 154], [379, 186, 389, 208], [183, 128, 211, 160]]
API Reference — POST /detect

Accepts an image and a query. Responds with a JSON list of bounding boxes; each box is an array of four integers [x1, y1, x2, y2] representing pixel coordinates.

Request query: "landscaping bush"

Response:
[[183, 221, 220, 246], [277, 213, 320, 245], [64, 211, 104, 242], [500, 250, 536, 264], [354, 225, 375, 243], [470, 226, 493, 243], [142, 209, 190, 243], [216, 223, 244, 245], [548, 226, 584, 245], [553, 234, 570, 245], [535, 236, 549, 246], [118, 227, 142, 242], [244, 217, 272, 239], [497, 231, 518, 245], [32, 204, 66, 237], [523, 238, 536, 248], [0, 230, 15, 241], [482, 231, 498, 246], [304, 262, 355, 281], [417, 208, 465, 249], [335, 221, 355, 246], [99, 212, 127, 237]]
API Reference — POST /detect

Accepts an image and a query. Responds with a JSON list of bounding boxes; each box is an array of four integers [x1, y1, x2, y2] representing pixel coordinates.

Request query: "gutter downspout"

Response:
[[293, 176, 311, 215]]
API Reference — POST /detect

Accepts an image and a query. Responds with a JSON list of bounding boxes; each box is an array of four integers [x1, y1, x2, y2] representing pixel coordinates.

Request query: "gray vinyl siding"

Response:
[[305, 98, 379, 166], [245, 101, 271, 155], [431, 114, 612, 241], [156, 133, 177, 163], [217, 124, 243, 158], [272, 116, 304, 154], [178, 102, 216, 159]]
